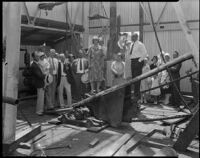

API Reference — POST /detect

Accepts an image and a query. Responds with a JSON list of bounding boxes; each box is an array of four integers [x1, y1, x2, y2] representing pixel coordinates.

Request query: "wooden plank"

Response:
[[173, 2, 199, 67], [5, 125, 41, 154], [93, 132, 135, 156], [126, 129, 163, 153], [173, 108, 199, 151], [87, 124, 109, 133], [89, 138, 100, 148], [154, 146, 178, 156]]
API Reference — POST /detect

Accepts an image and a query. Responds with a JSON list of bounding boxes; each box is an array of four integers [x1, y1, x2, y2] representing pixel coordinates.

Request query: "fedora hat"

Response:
[[45, 74, 53, 86], [81, 72, 89, 84]]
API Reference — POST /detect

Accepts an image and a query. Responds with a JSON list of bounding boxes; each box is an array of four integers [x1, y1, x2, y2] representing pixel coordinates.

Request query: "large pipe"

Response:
[[3, 97, 19, 105], [55, 53, 193, 113]]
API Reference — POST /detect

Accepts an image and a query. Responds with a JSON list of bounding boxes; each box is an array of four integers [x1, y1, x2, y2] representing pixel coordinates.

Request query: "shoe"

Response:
[[36, 112, 43, 116], [46, 107, 54, 111]]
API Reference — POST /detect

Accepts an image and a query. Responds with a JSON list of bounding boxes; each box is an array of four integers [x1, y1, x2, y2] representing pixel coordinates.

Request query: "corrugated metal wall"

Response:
[[89, 1, 199, 92]]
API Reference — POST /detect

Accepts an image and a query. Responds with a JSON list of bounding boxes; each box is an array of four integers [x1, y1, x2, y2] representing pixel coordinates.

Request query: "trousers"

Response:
[[36, 88, 45, 114], [58, 76, 72, 107], [131, 58, 144, 98]]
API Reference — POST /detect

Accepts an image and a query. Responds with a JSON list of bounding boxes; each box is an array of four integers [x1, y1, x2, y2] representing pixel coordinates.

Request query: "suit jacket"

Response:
[[30, 61, 45, 88], [57, 61, 75, 87]]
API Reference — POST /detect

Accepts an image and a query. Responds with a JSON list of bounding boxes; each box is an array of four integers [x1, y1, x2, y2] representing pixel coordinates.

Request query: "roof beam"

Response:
[[21, 24, 81, 34]]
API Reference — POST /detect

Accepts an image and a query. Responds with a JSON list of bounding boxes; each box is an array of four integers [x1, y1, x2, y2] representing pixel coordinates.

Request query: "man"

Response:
[[57, 54, 72, 108], [30, 51, 46, 115], [129, 32, 148, 100], [46, 49, 59, 109], [169, 51, 182, 107], [73, 49, 89, 99]]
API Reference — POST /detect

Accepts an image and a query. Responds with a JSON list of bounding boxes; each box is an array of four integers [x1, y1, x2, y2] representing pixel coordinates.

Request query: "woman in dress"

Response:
[[111, 53, 125, 86], [88, 36, 105, 94], [140, 57, 151, 103], [160, 53, 172, 105]]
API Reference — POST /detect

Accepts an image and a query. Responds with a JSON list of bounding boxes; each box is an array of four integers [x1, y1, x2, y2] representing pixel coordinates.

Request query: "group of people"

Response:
[[109, 32, 182, 108], [30, 49, 74, 115], [31, 32, 182, 115]]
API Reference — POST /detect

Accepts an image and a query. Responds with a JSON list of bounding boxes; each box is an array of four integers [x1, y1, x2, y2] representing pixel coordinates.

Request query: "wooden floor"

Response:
[[14, 99, 199, 156]]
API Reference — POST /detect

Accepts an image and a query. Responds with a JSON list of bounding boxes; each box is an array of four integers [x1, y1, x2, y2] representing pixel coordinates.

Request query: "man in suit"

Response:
[[30, 51, 46, 115], [57, 54, 72, 108]]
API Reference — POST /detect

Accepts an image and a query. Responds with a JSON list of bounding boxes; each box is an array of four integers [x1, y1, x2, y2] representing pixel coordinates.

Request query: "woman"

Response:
[[150, 56, 158, 70], [88, 36, 105, 94], [111, 53, 125, 86], [124, 40, 132, 80], [160, 53, 172, 105]]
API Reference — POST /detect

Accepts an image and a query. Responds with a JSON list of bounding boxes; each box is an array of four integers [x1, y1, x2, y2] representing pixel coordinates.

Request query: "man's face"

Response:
[[131, 34, 138, 42], [173, 52, 179, 59], [93, 40, 99, 45], [99, 40, 104, 45], [165, 56, 170, 62]]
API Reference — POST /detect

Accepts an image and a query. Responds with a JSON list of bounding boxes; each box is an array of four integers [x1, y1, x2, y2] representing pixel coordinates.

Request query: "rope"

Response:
[[147, 2, 192, 113]]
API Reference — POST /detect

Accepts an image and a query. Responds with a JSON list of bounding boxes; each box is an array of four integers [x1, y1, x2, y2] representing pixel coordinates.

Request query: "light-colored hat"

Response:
[[36, 51, 45, 57], [81, 72, 89, 83], [45, 74, 53, 86], [50, 49, 56, 53], [92, 36, 99, 40], [164, 52, 170, 57], [98, 37, 103, 41], [59, 53, 65, 58]]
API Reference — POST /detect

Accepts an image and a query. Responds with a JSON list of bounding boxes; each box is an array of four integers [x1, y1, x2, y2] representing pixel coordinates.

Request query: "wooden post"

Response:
[[108, 1, 117, 60], [3, 2, 22, 144], [173, 107, 199, 151], [82, 2, 89, 48], [139, 2, 144, 42], [172, 2, 199, 68]]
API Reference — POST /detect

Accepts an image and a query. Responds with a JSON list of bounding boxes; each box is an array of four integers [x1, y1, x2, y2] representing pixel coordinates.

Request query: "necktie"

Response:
[[51, 58, 55, 70], [80, 59, 82, 71], [130, 43, 134, 55]]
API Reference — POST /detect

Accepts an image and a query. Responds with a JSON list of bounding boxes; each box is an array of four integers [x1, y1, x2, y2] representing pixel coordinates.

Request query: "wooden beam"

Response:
[[21, 24, 81, 34], [155, 2, 168, 28], [108, 2, 117, 59], [23, 2, 32, 24], [94, 132, 135, 156], [53, 53, 193, 113], [139, 2, 144, 42], [172, 2, 199, 68], [5, 125, 41, 154], [3, 2, 22, 144], [173, 107, 199, 151], [126, 129, 164, 153]]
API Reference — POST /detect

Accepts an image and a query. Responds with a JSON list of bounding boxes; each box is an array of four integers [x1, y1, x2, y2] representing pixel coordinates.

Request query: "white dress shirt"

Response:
[[130, 40, 148, 61], [61, 62, 67, 76], [48, 57, 58, 75]]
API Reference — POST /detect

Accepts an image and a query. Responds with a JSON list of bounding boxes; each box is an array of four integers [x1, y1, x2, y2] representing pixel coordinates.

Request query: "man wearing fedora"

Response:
[[30, 51, 46, 115]]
